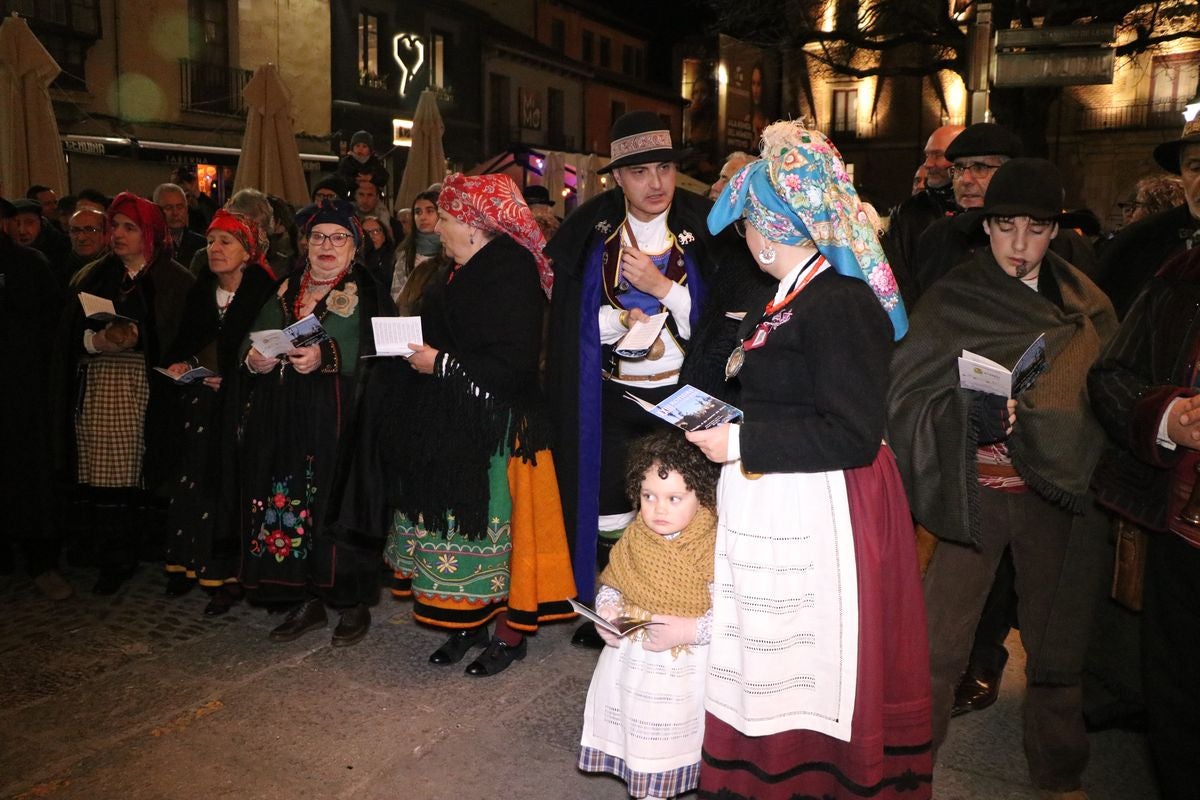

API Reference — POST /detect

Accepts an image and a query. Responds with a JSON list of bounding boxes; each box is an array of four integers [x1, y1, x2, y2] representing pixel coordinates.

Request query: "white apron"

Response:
[[580, 637, 708, 775], [705, 463, 859, 741]]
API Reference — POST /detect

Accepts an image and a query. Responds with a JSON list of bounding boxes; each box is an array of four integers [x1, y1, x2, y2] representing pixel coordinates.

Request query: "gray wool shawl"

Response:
[[887, 249, 1117, 547]]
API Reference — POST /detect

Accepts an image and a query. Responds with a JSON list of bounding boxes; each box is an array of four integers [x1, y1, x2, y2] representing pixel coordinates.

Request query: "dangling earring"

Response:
[[758, 243, 777, 265], [469, 232, 476, 246]]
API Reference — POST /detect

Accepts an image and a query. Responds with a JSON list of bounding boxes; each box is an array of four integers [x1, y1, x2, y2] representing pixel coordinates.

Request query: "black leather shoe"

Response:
[[269, 598, 327, 642], [203, 584, 244, 617], [429, 625, 489, 665], [464, 636, 527, 677], [571, 621, 605, 650], [331, 604, 371, 647], [165, 572, 194, 597], [951, 665, 1003, 716]]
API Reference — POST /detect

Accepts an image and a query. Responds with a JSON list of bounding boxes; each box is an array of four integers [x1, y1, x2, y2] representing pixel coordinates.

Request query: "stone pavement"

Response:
[[1, 566, 1157, 800]]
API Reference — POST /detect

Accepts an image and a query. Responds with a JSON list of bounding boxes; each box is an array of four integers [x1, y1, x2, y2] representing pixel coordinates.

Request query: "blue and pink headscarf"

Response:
[[707, 121, 907, 340]]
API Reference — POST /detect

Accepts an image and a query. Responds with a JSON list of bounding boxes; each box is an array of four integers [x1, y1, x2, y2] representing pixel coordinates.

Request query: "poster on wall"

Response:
[[519, 88, 543, 130], [719, 34, 774, 154]]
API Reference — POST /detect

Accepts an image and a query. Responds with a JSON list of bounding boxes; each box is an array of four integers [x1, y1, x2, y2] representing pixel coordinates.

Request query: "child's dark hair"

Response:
[[625, 430, 719, 510]]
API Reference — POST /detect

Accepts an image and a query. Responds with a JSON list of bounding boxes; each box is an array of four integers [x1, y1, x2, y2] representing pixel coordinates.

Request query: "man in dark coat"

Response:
[[0, 198, 73, 599], [1094, 118, 1200, 319], [889, 160, 1116, 799], [1087, 126, 1200, 800], [154, 183, 207, 267], [10, 198, 71, 289], [909, 123, 1096, 304], [545, 111, 765, 648], [883, 124, 963, 303]]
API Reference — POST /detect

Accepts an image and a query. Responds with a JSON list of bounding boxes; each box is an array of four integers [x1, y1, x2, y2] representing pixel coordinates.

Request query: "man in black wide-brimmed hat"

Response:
[[545, 110, 764, 649]]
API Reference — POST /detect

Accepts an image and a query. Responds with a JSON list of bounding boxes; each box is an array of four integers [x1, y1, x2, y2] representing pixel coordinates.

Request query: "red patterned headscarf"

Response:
[[107, 191, 171, 264], [438, 173, 553, 299], [206, 209, 274, 278]]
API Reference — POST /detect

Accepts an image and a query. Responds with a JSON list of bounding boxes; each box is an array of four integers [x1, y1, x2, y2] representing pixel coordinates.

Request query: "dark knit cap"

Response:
[[350, 130, 373, 148], [982, 158, 1064, 220], [11, 198, 42, 216], [312, 174, 351, 200], [945, 123, 1024, 161], [295, 198, 364, 248]]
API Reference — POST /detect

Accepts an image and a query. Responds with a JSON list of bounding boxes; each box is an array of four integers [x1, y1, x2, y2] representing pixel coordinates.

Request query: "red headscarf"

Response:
[[206, 209, 274, 278], [438, 173, 553, 299], [107, 191, 171, 265]]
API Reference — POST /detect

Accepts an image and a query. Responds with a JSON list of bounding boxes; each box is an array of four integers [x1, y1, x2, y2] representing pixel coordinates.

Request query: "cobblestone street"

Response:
[[1, 566, 1157, 799]]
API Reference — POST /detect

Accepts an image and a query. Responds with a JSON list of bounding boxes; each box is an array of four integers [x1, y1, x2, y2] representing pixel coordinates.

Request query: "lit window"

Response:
[[431, 32, 446, 89], [359, 12, 379, 79], [832, 88, 857, 134]]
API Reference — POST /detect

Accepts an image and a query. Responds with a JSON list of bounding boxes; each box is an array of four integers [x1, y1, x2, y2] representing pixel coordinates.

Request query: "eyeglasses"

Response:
[[949, 161, 1003, 180], [309, 231, 354, 247], [70, 226, 103, 235], [1116, 201, 1145, 211], [733, 219, 748, 238], [364, 227, 385, 237]]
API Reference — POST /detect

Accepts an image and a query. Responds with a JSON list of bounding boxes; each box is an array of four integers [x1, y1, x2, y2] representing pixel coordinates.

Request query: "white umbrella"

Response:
[[0, 14, 67, 196], [396, 89, 446, 211], [233, 63, 309, 207]]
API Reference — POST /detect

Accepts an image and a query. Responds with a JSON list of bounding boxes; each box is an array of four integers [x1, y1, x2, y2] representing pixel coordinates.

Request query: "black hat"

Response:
[[1153, 117, 1200, 175], [11, 198, 42, 216], [522, 185, 555, 208], [311, 174, 351, 200], [599, 111, 686, 173], [982, 158, 1064, 220], [0, 198, 14, 219], [350, 130, 373, 148], [945, 123, 1024, 162]]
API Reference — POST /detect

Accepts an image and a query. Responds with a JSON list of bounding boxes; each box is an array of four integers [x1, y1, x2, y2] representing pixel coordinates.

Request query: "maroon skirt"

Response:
[[699, 446, 933, 799]]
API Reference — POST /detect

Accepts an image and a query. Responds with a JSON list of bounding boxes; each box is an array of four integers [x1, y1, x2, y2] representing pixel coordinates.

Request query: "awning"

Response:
[[61, 134, 338, 172]]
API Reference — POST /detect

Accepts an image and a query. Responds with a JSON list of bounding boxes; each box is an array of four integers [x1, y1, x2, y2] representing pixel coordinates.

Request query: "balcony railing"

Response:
[[179, 59, 252, 115], [1077, 100, 1189, 131]]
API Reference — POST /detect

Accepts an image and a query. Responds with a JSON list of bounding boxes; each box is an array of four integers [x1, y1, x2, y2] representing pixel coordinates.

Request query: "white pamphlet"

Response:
[[78, 292, 136, 324], [370, 316, 424, 357], [614, 311, 668, 358]]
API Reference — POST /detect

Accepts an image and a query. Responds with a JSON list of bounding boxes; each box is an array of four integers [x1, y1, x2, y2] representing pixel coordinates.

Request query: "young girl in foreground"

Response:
[[578, 430, 719, 800]]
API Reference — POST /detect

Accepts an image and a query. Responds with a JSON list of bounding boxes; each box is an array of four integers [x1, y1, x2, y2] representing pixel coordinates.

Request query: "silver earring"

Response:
[[758, 243, 777, 265]]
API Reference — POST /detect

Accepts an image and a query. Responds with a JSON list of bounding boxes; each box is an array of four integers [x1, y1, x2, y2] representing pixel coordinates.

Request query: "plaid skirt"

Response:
[[75, 351, 149, 488]]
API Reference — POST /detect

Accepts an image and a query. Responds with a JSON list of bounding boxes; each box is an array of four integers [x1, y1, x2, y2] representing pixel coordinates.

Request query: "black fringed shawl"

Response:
[[382, 235, 552, 539]]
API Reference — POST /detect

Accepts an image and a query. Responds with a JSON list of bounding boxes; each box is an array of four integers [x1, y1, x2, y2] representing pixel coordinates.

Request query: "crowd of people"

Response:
[[2, 110, 1199, 800]]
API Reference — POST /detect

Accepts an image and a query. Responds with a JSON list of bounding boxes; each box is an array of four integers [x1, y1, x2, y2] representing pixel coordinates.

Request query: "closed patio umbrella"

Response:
[[0, 14, 67, 196], [233, 63, 308, 207], [396, 89, 446, 211]]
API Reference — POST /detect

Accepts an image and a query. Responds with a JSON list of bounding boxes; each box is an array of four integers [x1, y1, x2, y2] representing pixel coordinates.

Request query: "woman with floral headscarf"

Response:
[[158, 210, 279, 612], [686, 122, 932, 799], [239, 198, 391, 647], [63, 192, 194, 594], [367, 173, 574, 677]]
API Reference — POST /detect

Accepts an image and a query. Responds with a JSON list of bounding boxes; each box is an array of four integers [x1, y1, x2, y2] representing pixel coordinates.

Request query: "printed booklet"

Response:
[[958, 333, 1048, 398], [568, 599, 663, 638], [153, 365, 217, 384], [613, 311, 668, 358], [367, 316, 424, 357], [78, 292, 136, 324], [250, 314, 330, 358], [625, 383, 743, 431]]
